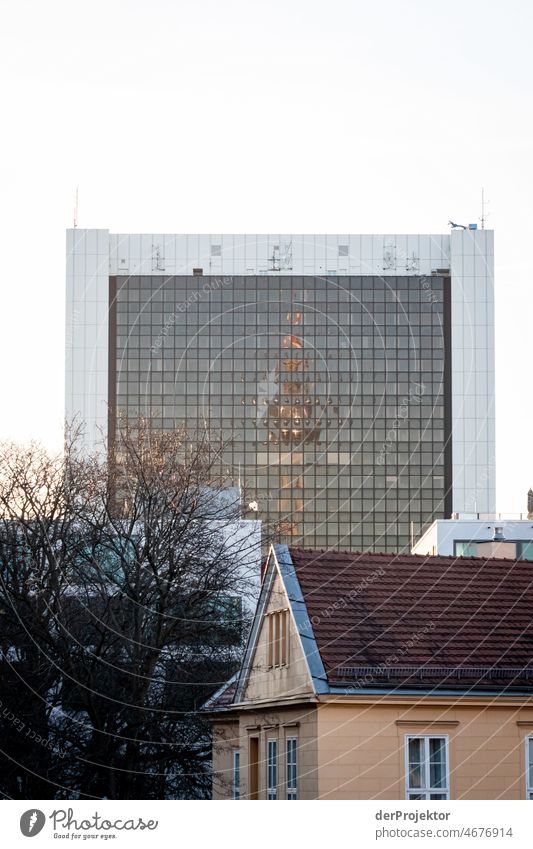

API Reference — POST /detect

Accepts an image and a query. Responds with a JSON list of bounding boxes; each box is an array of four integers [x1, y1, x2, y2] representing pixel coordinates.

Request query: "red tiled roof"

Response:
[[288, 548, 533, 690]]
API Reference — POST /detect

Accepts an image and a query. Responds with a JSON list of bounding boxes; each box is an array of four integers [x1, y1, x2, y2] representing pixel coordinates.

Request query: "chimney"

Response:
[[528, 488, 533, 520]]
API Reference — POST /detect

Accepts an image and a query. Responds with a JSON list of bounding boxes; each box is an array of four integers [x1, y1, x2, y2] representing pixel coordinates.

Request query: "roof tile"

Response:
[[289, 548, 533, 691]]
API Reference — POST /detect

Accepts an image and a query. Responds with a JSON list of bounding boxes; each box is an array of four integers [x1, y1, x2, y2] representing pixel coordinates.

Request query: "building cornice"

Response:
[[316, 693, 533, 708]]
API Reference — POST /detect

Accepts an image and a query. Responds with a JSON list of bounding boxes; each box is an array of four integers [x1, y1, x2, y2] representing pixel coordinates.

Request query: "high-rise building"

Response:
[[66, 229, 495, 551]]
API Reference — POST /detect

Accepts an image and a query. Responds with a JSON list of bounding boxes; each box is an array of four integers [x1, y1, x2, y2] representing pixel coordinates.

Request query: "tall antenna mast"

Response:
[[480, 187, 489, 230], [73, 186, 79, 229]]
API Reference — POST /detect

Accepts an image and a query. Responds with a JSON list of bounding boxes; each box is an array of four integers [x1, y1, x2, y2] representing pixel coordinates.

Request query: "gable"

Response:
[[241, 555, 314, 702], [289, 547, 533, 693]]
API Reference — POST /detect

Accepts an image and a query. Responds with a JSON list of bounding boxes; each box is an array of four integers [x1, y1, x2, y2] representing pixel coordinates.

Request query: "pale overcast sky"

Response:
[[0, 0, 531, 512]]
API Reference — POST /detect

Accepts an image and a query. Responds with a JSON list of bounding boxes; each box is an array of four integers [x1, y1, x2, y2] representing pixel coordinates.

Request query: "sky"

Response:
[[0, 0, 531, 512]]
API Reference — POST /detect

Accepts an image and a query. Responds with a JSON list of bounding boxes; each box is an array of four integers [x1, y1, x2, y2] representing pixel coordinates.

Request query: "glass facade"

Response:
[[110, 273, 451, 552]]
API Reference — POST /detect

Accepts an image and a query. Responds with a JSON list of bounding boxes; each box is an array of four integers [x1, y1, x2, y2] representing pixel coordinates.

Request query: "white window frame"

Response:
[[404, 734, 450, 800], [525, 736, 533, 799], [267, 738, 278, 800], [286, 737, 298, 800], [232, 749, 240, 800]]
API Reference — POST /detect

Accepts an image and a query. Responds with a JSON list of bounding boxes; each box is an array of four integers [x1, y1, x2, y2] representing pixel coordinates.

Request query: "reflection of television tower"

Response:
[[260, 310, 323, 448]]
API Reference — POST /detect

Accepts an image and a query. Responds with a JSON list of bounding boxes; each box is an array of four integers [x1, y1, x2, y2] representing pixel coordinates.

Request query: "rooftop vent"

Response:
[[493, 526, 505, 541]]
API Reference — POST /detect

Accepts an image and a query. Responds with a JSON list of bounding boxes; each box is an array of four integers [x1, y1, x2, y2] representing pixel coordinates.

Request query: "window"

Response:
[[519, 542, 533, 562], [286, 737, 298, 800], [232, 750, 240, 800], [113, 271, 449, 557], [526, 737, 533, 799], [267, 739, 277, 799], [454, 541, 478, 556], [406, 736, 449, 800], [266, 610, 290, 668]]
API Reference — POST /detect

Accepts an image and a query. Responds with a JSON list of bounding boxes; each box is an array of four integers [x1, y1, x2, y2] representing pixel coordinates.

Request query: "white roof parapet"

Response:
[[106, 232, 454, 278]]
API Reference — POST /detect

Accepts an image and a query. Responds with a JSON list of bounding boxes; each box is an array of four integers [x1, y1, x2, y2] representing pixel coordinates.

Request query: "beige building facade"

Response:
[[207, 546, 533, 800]]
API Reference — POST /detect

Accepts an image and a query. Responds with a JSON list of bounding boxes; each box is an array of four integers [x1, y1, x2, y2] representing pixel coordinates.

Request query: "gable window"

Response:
[[526, 737, 533, 799], [266, 609, 290, 668], [267, 739, 278, 799], [406, 736, 449, 800], [232, 750, 240, 800], [286, 737, 298, 799]]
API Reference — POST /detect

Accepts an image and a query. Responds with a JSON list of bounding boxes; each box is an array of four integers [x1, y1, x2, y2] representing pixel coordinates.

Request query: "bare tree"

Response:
[[0, 422, 258, 799]]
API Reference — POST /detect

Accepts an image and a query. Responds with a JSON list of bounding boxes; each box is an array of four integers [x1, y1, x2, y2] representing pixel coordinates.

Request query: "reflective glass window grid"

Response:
[[111, 274, 451, 552]]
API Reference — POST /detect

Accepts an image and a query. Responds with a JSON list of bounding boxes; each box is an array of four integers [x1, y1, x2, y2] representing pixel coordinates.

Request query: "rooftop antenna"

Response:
[[480, 187, 489, 230], [73, 186, 79, 229]]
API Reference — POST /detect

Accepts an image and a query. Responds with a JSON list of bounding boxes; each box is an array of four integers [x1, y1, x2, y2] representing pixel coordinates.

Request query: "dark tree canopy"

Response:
[[0, 423, 258, 799]]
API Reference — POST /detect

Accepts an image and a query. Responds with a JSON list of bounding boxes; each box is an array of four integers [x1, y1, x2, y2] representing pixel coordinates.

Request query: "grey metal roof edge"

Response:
[[233, 546, 277, 703], [200, 671, 239, 711], [275, 544, 330, 695]]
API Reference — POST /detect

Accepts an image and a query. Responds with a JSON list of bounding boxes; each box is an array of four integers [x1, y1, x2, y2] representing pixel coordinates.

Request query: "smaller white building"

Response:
[[190, 486, 262, 611], [412, 515, 533, 559]]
